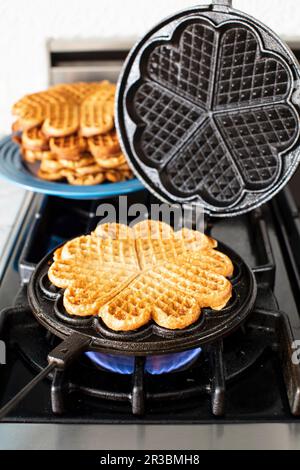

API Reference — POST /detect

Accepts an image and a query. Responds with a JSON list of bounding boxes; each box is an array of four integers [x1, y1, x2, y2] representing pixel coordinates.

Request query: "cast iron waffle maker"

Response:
[[1, 0, 300, 418], [116, 0, 300, 216]]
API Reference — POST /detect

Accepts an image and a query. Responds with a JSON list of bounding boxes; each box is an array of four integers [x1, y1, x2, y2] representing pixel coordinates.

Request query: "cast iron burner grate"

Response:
[[1, 190, 300, 420], [1, 304, 297, 417], [39, 308, 300, 417]]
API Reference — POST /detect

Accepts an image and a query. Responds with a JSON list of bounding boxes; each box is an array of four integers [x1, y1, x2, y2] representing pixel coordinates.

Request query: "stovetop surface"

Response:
[[0, 188, 300, 425]]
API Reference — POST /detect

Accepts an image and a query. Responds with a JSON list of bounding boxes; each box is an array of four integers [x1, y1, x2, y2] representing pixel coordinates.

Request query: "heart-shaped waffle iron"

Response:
[[116, 1, 300, 216], [28, 238, 256, 355]]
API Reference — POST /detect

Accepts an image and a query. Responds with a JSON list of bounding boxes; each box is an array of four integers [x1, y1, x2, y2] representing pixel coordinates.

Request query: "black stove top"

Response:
[[0, 188, 300, 424]]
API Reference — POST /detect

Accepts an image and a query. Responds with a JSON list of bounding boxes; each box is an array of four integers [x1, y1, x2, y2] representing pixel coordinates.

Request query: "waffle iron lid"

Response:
[[116, 0, 300, 217]]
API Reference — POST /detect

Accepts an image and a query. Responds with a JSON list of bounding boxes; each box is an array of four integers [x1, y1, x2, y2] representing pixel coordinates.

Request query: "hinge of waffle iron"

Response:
[[212, 0, 232, 5], [212, 0, 233, 11]]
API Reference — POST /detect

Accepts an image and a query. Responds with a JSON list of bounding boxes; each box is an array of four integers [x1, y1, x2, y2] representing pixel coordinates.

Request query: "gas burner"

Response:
[[85, 348, 202, 375]]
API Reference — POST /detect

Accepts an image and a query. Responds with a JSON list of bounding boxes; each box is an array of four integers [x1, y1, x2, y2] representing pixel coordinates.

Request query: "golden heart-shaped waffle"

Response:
[[12, 120, 22, 133], [75, 162, 103, 176], [22, 148, 53, 163], [49, 134, 87, 160], [37, 168, 68, 181], [52, 82, 102, 104], [39, 153, 63, 172], [13, 81, 117, 139], [22, 126, 49, 151], [88, 130, 120, 159], [12, 89, 70, 131], [105, 169, 134, 182], [21, 148, 38, 163], [80, 83, 116, 136], [66, 172, 106, 185], [42, 100, 80, 137], [59, 154, 95, 169], [94, 152, 126, 169], [48, 221, 233, 330], [12, 82, 136, 185], [37, 152, 104, 184]]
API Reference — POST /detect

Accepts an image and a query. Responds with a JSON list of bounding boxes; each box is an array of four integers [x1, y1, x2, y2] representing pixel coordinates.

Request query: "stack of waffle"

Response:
[[11, 81, 133, 185]]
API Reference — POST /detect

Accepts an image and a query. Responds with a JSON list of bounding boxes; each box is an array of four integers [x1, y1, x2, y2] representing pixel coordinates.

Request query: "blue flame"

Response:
[[85, 348, 201, 375]]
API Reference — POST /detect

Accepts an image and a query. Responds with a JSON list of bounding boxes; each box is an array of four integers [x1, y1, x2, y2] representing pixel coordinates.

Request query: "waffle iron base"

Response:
[[28, 240, 257, 356]]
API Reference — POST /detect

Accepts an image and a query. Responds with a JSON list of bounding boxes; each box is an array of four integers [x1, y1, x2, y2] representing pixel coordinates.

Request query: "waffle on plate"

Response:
[[11, 81, 133, 185]]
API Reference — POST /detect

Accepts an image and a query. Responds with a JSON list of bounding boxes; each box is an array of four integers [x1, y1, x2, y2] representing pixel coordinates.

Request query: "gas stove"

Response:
[[0, 187, 300, 449], [1, 35, 300, 450]]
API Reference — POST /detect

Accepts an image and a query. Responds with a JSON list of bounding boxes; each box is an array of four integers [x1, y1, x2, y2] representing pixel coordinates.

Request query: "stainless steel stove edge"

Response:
[[0, 423, 299, 450]]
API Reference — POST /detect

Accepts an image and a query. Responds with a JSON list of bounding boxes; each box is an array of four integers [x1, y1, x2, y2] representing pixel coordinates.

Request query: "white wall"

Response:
[[0, 0, 299, 133]]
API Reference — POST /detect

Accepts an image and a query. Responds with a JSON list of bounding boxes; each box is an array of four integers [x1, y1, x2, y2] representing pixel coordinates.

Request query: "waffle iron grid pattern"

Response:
[[214, 28, 290, 108], [133, 83, 204, 166], [148, 23, 217, 108], [120, 17, 300, 214]]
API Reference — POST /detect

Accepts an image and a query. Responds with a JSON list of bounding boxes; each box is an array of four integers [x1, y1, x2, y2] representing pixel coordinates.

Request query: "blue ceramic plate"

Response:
[[0, 135, 144, 199]]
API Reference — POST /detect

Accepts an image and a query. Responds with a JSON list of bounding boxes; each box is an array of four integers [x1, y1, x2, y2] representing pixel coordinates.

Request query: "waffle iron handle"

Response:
[[212, 0, 233, 6], [0, 333, 90, 420], [47, 332, 91, 368]]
